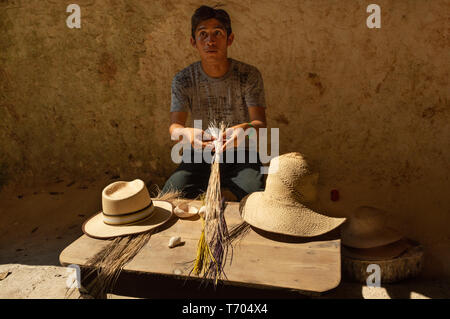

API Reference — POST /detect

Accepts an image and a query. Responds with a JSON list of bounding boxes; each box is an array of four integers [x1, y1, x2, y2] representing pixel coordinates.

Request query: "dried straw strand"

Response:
[[192, 122, 233, 285], [227, 221, 251, 245], [84, 231, 153, 298]]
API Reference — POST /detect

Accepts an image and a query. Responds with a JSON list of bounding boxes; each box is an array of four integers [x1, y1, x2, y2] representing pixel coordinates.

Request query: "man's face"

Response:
[[191, 18, 234, 63]]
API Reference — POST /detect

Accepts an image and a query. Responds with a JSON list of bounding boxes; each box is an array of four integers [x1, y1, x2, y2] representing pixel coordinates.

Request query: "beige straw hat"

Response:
[[239, 152, 346, 237], [82, 179, 173, 239], [340, 206, 403, 249]]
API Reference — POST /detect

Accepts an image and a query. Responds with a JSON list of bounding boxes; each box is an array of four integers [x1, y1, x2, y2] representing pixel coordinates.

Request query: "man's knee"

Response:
[[161, 170, 193, 193], [232, 167, 265, 193], [225, 167, 265, 201], [162, 169, 208, 199]]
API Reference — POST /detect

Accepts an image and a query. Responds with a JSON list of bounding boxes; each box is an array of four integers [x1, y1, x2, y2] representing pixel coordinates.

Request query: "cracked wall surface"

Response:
[[0, 0, 449, 279]]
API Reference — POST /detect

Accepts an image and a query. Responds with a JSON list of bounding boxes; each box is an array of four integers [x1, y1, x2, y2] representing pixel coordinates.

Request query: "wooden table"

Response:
[[60, 201, 342, 296]]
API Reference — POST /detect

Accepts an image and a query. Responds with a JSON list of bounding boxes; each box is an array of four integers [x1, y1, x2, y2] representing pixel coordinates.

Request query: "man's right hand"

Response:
[[169, 112, 215, 149], [171, 127, 215, 150]]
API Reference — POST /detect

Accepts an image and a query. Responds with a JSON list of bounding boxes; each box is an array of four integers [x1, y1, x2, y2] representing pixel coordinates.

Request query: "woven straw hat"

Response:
[[82, 179, 173, 239], [239, 152, 346, 237], [340, 206, 403, 249]]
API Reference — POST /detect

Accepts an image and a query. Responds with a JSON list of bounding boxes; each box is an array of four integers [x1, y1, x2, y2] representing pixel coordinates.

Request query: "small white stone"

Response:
[[168, 236, 182, 248], [173, 269, 182, 275]]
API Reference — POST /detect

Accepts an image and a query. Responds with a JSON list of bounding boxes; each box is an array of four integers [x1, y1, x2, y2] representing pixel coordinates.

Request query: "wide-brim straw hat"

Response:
[[240, 152, 346, 237], [342, 238, 411, 261], [82, 179, 173, 239], [341, 206, 403, 249]]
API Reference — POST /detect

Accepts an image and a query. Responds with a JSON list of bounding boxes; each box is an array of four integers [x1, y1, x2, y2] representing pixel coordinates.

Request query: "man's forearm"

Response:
[[231, 120, 266, 132], [247, 120, 266, 131]]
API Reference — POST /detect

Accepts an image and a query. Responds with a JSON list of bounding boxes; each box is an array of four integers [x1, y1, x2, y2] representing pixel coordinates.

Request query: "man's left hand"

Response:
[[220, 123, 251, 152]]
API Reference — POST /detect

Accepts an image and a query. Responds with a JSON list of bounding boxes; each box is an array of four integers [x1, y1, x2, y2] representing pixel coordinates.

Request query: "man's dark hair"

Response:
[[191, 5, 232, 40]]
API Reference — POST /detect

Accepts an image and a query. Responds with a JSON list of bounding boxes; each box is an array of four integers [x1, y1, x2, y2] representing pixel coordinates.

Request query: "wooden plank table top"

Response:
[[60, 200, 342, 294]]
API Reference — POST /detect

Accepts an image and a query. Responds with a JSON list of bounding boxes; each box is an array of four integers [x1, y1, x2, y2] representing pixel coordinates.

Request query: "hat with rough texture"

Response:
[[239, 152, 346, 237], [82, 179, 173, 239], [340, 206, 403, 249]]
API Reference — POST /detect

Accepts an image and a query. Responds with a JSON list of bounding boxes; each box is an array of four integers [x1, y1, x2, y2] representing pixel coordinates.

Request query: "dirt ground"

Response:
[[1, 180, 449, 299]]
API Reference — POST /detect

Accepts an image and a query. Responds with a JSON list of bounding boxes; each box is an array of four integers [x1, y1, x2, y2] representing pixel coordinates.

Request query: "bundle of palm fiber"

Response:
[[191, 122, 236, 286], [74, 187, 181, 299]]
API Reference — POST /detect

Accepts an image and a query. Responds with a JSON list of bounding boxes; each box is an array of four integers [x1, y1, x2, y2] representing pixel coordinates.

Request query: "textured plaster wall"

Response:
[[0, 0, 449, 279]]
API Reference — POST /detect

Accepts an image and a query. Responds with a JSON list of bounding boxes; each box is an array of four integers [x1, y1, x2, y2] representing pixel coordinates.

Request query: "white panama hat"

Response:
[[82, 179, 173, 239]]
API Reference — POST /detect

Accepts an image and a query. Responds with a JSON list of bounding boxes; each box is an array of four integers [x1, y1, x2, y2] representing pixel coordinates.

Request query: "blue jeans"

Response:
[[162, 148, 265, 201]]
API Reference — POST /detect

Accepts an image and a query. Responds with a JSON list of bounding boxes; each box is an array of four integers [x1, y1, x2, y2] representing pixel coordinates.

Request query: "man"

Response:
[[162, 5, 267, 201]]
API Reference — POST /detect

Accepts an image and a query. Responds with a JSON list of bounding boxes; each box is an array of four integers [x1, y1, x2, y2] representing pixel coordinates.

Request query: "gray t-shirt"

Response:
[[170, 58, 266, 130]]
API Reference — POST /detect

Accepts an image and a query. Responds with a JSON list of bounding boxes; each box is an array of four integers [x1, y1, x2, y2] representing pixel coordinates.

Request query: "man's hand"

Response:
[[169, 112, 215, 150], [220, 107, 267, 152], [220, 123, 251, 152], [172, 127, 215, 150]]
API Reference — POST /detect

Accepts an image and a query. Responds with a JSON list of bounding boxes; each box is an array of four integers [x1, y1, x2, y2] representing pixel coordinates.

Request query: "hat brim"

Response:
[[342, 238, 410, 261], [240, 192, 346, 237], [82, 200, 173, 239]]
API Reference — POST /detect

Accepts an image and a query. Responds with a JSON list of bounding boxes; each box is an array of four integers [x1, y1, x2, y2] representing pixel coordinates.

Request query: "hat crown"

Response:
[[346, 206, 389, 234], [265, 153, 318, 203], [102, 179, 151, 216], [340, 206, 403, 249]]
